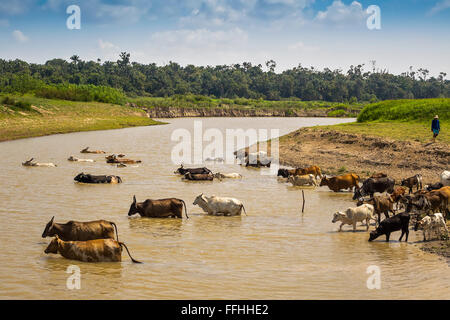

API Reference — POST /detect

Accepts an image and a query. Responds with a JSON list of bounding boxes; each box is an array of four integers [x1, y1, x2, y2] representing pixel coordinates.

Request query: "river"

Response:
[[0, 117, 448, 299]]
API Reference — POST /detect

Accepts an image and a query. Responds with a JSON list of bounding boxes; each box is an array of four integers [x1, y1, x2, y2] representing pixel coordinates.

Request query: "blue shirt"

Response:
[[432, 119, 440, 131]]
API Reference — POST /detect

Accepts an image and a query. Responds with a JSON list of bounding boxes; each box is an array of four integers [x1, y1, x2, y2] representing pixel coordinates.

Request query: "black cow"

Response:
[[277, 169, 294, 178], [74, 173, 122, 184], [174, 164, 212, 175], [353, 177, 395, 200], [426, 182, 444, 192], [368, 212, 410, 242]]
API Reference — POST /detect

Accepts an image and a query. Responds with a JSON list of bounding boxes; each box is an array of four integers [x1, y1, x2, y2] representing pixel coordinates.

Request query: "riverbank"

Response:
[[0, 95, 164, 142], [129, 95, 364, 118], [278, 126, 448, 183], [277, 123, 449, 263]]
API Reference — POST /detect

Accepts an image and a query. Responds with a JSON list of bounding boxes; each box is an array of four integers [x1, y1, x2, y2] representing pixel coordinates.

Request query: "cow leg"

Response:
[[385, 232, 390, 242], [353, 221, 357, 232], [366, 218, 370, 231], [399, 230, 404, 242], [339, 223, 344, 232], [423, 230, 427, 242]]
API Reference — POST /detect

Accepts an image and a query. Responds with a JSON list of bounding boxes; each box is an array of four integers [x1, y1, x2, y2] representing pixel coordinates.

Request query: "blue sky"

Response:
[[0, 0, 449, 76]]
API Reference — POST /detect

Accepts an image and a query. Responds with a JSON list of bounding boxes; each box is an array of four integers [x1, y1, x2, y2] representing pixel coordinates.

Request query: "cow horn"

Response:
[[133, 195, 136, 204], [50, 216, 55, 225]]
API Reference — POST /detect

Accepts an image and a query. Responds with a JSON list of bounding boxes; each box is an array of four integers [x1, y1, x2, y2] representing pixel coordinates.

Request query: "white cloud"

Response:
[[428, 0, 450, 15], [12, 30, 28, 43], [315, 1, 367, 26], [147, 28, 252, 65]]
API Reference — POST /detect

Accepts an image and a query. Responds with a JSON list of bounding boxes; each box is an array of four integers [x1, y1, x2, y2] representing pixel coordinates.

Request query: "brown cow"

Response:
[[81, 147, 106, 154], [106, 154, 142, 164], [401, 174, 423, 194], [357, 195, 395, 225], [128, 196, 189, 219], [42, 217, 119, 241], [184, 172, 214, 181], [294, 166, 323, 179], [44, 235, 141, 263], [320, 173, 360, 192]]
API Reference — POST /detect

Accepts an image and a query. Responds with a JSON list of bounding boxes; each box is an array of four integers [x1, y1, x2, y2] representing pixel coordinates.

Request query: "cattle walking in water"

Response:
[[44, 235, 141, 263], [331, 204, 375, 232], [128, 196, 189, 219], [353, 177, 395, 200], [42, 217, 119, 241], [22, 158, 57, 167], [80, 147, 106, 154], [213, 172, 242, 180], [401, 174, 423, 194], [193, 194, 247, 216], [106, 154, 142, 164], [74, 173, 122, 184], [174, 164, 212, 175], [320, 174, 360, 192], [288, 174, 317, 187], [68, 156, 95, 162], [368, 212, 410, 242], [294, 166, 323, 179], [277, 169, 296, 178], [414, 213, 448, 241], [357, 195, 395, 225], [183, 172, 214, 181]]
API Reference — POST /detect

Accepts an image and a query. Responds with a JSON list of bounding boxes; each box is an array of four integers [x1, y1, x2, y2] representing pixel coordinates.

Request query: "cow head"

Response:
[[74, 173, 87, 182], [331, 212, 345, 223], [352, 187, 363, 200], [68, 156, 75, 161], [22, 158, 34, 166], [400, 179, 407, 187], [128, 195, 139, 216], [42, 216, 56, 238], [368, 230, 381, 242], [44, 235, 60, 254], [319, 177, 328, 187], [175, 164, 186, 174], [193, 194, 205, 206]]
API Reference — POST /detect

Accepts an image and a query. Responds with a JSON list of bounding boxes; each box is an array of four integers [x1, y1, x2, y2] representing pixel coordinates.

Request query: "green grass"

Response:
[[357, 98, 450, 122], [129, 94, 365, 117], [317, 98, 450, 144], [0, 94, 164, 142]]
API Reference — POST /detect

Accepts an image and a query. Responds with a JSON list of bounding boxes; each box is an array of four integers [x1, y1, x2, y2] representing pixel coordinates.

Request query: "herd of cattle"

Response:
[[23, 147, 450, 264]]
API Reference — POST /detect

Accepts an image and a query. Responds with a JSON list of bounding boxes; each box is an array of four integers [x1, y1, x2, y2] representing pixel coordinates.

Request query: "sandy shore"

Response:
[[278, 127, 449, 183]]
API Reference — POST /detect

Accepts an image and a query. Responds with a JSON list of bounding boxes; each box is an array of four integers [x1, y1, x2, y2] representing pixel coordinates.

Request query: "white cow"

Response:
[[193, 194, 247, 216], [214, 172, 242, 180], [332, 204, 376, 232], [68, 156, 95, 162], [22, 158, 57, 167], [288, 174, 317, 187], [441, 171, 450, 187], [415, 213, 448, 241], [235, 151, 271, 165]]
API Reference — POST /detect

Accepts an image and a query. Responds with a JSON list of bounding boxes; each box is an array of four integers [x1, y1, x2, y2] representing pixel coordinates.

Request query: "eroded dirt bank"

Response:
[[143, 106, 357, 118], [279, 127, 449, 183]]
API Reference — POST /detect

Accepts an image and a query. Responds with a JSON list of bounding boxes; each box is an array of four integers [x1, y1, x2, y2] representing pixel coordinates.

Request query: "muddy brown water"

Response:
[[0, 117, 448, 300]]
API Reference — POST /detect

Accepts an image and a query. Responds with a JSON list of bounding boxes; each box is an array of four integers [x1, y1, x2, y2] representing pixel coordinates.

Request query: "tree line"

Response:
[[0, 52, 448, 102]]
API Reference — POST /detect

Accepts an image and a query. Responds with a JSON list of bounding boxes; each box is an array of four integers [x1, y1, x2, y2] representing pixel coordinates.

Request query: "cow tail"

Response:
[[111, 222, 119, 242], [241, 204, 248, 216], [119, 242, 142, 264], [180, 199, 189, 219]]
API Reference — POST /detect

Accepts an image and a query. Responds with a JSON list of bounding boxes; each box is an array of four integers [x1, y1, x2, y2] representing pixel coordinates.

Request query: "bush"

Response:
[[35, 84, 126, 104]]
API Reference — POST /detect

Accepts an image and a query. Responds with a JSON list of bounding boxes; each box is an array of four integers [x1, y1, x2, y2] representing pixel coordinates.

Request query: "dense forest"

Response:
[[0, 52, 449, 103]]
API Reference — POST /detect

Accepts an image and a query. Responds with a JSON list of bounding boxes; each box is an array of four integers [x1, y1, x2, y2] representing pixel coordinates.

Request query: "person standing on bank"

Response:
[[432, 115, 440, 143]]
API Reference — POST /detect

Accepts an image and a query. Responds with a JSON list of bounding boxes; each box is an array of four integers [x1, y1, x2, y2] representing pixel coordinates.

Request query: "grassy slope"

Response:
[[0, 95, 164, 142], [317, 98, 450, 144]]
